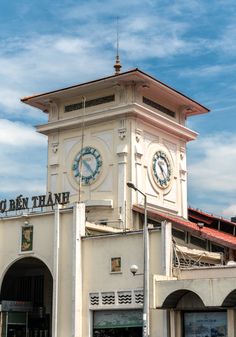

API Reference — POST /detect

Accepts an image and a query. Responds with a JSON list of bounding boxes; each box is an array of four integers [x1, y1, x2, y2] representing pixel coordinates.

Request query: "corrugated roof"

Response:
[[133, 205, 236, 249], [189, 206, 236, 227]]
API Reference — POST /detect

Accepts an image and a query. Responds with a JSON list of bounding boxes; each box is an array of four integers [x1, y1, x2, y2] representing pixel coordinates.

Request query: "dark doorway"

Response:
[[0, 257, 53, 337]]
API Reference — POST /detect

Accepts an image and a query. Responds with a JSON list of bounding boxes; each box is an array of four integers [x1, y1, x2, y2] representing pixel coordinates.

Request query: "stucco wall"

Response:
[[0, 212, 55, 280], [82, 229, 165, 336], [0, 209, 75, 337]]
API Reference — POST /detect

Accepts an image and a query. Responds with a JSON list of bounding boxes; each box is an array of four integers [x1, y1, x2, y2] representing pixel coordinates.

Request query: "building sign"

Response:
[[1, 301, 33, 312], [0, 192, 70, 214], [184, 311, 227, 337], [93, 310, 142, 329], [21, 226, 33, 252]]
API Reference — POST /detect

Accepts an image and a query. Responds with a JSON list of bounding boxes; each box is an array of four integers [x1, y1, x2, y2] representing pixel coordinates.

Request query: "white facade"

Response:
[[27, 69, 205, 223], [0, 69, 234, 337]]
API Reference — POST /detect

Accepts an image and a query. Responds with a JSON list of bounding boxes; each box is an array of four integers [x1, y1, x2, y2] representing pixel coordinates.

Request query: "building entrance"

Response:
[[0, 257, 53, 337]]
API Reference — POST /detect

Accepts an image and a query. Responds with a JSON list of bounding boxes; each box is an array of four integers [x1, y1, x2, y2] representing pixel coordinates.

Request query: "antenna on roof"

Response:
[[114, 17, 122, 75]]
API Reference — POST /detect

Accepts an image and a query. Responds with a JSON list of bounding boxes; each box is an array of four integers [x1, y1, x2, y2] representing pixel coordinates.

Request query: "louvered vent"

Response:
[[90, 293, 99, 306], [101, 292, 115, 305], [134, 291, 144, 304], [118, 291, 132, 304]]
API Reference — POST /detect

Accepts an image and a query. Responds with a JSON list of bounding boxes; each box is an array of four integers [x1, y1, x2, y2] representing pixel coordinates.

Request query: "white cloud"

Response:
[[0, 119, 47, 198], [121, 31, 187, 59], [0, 177, 45, 195], [0, 157, 46, 198], [0, 23, 191, 116], [170, 0, 206, 16], [0, 119, 46, 147], [187, 133, 236, 217], [54, 38, 92, 54], [222, 204, 236, 218], [0, 34, 112, 116], [1, 2, 226, 117], [215, 24, 236, 55], [188, 133, 236, 192], [0, 0, 236, 209], [179, 63, 236, 78], [0, 89, 26, 112]]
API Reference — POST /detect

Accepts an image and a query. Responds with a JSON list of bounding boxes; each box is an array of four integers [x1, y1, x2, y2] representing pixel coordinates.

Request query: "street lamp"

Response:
[[127, 181, 149, 337]]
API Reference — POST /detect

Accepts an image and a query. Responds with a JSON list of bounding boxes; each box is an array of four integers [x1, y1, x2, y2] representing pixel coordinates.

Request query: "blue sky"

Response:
[[0, 0, 236, 218]]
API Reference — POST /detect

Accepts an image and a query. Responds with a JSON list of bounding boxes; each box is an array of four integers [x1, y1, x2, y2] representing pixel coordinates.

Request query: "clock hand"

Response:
[[158, 162, 166, 179], [82, 159, 94, 175]]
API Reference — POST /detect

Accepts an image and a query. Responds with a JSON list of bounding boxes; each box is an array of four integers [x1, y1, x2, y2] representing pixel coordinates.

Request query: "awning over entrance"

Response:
[[133, 205, 236, 249], [154, 269, 236, 309], [161, 289, 204, 309]]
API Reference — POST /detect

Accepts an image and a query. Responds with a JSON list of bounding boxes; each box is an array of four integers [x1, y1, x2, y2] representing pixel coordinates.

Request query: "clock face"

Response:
[[152, 150, 172, 188], [72, 146, 102, 185]]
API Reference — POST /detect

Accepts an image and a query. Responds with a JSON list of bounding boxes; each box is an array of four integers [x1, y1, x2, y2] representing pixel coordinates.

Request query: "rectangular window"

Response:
[[65, 94, 115, 112], [172, 228, 186, 241], [143, 96, 175, 118], [211, 243, 225, 254], [190, 235, 206, 249]]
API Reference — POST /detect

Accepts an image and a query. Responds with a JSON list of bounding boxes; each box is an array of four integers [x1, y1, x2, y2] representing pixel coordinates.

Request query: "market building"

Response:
[[0, 68, 235, 337]]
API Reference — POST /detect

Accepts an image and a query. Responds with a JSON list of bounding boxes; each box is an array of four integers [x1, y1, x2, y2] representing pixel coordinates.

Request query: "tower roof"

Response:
[[21, 68, 210, 116]]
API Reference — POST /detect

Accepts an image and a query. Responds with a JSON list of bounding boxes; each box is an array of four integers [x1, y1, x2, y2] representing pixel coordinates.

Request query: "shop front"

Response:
[[154, 268, 236, 337], [1, 308, 29, 337], [93, 309, 142, 337], [183, 311, 227, 337]]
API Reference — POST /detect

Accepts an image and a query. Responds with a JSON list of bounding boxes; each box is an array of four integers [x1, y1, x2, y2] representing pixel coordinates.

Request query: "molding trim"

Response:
[[37, 103, 198, 142]]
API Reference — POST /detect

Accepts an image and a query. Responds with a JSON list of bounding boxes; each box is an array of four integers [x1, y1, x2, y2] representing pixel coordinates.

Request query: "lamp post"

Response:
[[127, 181, 149, 337]]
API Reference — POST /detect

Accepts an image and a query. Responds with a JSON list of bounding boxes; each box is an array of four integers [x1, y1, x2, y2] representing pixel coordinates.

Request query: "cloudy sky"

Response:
[[0, 0, 236, 218]]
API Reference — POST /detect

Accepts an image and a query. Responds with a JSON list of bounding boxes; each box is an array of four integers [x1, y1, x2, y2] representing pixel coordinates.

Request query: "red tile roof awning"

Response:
[[188, 206, 236, 227], [133, 205, 236, 250]]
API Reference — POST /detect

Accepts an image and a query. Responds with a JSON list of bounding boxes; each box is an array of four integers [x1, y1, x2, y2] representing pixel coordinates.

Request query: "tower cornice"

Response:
[[36, 102, 197, 141]]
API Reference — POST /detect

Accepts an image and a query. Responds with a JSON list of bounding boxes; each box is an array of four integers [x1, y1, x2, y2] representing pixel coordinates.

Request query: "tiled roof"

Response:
[[188, 206, 236, 227], [133, 205, 236, 249]]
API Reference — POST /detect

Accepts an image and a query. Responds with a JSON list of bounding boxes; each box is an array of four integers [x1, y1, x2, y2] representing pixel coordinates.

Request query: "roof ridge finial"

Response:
[[114, 17, 122, 75]]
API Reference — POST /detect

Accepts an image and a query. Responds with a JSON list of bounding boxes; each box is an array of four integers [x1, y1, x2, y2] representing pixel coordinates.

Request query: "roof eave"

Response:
[[21, 69, 210, 115], [133, 205, 236, 249]]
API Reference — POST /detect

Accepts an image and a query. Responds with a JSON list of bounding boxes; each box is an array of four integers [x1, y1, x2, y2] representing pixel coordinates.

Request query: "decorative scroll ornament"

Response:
[[118, 127, 127, 140]]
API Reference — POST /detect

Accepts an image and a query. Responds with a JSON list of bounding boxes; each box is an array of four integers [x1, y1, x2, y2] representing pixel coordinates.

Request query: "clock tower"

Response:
[[22, 69, 209, 229]]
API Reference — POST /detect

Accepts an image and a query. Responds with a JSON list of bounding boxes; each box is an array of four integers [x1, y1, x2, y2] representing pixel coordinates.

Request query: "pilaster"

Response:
[[52, 204, 61, 337], [228, 309, 236, 337], [72, 203, 85, 337], [179, 145, 187, 218], [161, 221, 172, 277], [116, 136, 128, 228]]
